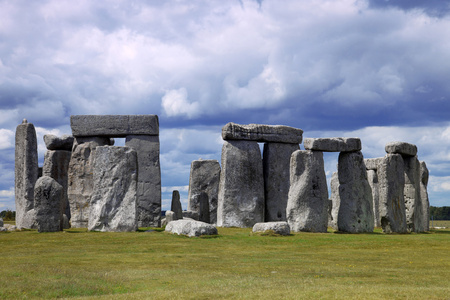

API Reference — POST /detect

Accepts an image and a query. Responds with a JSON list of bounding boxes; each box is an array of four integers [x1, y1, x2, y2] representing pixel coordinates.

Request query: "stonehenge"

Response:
[[14, 117, 430, 234]]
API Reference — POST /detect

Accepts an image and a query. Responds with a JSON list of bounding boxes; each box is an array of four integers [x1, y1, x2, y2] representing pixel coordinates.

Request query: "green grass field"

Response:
[[0, 226, 449, 299]]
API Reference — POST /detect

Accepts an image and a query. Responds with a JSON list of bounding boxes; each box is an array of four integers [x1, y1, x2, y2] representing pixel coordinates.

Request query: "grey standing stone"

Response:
[[286, 150, 328, 232], [367, 169, 381, 227], [263, 142, 300, 222], [217, 140, 264, 228], [67, 137, 111, 228], [364, 158, 383, 171], [164, 210, 176, 226], [420, 161, 430, 231], [252, 221, 290, 235], [89, 146, 138, 232], [329, 172, 340, 230], [15, 119, 39, 229], [43, 134, 74, 151], [182, 210, 199, 220], [171, 190, 183, 220], [385, 141, 417, 156], [165, 219, 218, 237], [198, 192, 210, 223], [0, 218, 3, 227], [337, 151, 374, 233], [378, 154, 407, 233], [34, 176, 63, 232], [303, 137, 361, 152], [187, 159, 220, 225], [43, 150, 71, 227], [222, 122, 303, 144], [125, 135, 161, 227], [403, 155, 423, 232]]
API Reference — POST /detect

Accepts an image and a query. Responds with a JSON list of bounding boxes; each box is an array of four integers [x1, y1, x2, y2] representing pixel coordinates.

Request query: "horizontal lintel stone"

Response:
[[364, 158, 384, 170], [221, 122, 303, 144], [71, 115, 159, 137], [385, 141, 417, 156], [303, 137, 361, 152]]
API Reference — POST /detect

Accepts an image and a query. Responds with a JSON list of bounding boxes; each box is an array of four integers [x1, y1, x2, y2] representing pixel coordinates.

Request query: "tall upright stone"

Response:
[[378, 154, 407, 233], [187, 159, 220, 224], [34, 176, 63, 233], [329, 171, 340, 230], [420, 161, 430, 231], [286, 150, 328, 232], [89, 146, 138, 232], [337, 151, 374, 233], [171, 190, 183, 220], [198, 192, 210, 223], [403, 155, 423, 232], [67, 137, 112, 228], [217, 140, 264, 228], [367, 169, 380, 227], [125, 135, 161, 227], [15, 119, 39, 229], [263, 142, 300, 222]]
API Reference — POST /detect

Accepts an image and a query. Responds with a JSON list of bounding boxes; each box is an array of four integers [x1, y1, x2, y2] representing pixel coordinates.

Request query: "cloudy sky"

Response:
[[1, 0, 449, 212]]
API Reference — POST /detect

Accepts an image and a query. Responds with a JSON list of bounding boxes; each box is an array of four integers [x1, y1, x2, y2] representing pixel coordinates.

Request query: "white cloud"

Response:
[[161, 88, 201, 118], [0, 129, 14, 150]]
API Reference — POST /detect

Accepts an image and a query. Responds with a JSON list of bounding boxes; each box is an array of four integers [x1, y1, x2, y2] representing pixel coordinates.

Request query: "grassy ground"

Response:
[[0, 226, 449, 299], [430, 220, 450, 228]]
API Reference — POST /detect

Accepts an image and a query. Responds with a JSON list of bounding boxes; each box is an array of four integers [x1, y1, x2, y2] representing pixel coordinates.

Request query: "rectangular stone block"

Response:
[[221, 122, 303, 144], [364, 158, 383, 170], [303, 137, 361, 152], [71, 115, 159, 137], [385, 141, 417, 156]]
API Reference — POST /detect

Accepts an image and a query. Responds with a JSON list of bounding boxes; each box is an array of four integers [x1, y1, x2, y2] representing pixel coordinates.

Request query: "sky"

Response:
[[1, 0, 450, 212]]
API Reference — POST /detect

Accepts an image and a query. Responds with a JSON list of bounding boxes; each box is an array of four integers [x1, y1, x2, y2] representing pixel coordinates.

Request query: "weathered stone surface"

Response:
[[0, 218, 3, 227], [71, 115, 159, 137], [182, 210, 199, 220], [367, 169, 381, 227], [187, 159, 220, 225], [378, 154, 407, 233], [125, 135, 161, 227], [34, 176, 64, 232], [197, 192, 210, 223], [337, 151, 374, 233], [222, 122, 303, 144], [43, 134, 74, 151], [286, 150, 328, 232], [165, 219, 218, 237], [2, 224, 17, 231], [329, 172, 340, 230], [63, 214, 70, 229], [263, 143, 300, 222], [68, 137, 111, 228], [89, 146, 138, 232], [43, 150, 71, 226], [303, 137, 361, 152], [385, 141, 417, 156], [162, 210, 176, 227], [403, 156, 424, 232], [217, 140, 264, 228], [15, 120, 39, 229], [420, 161, 430, 231], [171, 190, 183, 220], [252, 222, 290, 235], [364, 158, 383, 171]]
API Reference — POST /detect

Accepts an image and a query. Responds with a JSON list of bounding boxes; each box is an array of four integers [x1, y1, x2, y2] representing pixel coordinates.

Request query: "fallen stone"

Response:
[[165, 219, 218, 237], [385, 141, 417, 156], [263, 143, 300, 222], [364, 158, 383, 171], [34, 176, 64, 233], [367, 169, 381, 227], [171, 190, 183, 220], [252, 222, 290, 235], [43, 134, 74, 151], [420, 161, 430, 231], [71, 115, 159, 137], [329, 172, 340, 230], [221, 122, 303, 144], [182, 210, 199, 221], [3, 224, 17, 231], [303, 137, 361, 152], [378, 154, 407, 233], [337, 151, 374, 233], [217, 140, 265, 228], [88, 146, 138, 232], [286, 150, 328, 232], [187, 159, 220, 224], [15, 119, 39, 229]]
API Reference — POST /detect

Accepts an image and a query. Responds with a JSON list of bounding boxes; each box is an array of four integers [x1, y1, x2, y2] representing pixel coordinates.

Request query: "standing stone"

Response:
[[15, 119, 39, 229], [125, 135, 161, 227], [89, 146, 138, 232], [198, 192, 210, 223], [337, 151, 374, 233], [0, 217, 3, 227], [403, 155, 423, 232], [329, 172, 340, 230], [286, 150, 328, 232], [187, 159, 220, 224], [378, 154, 407, 233], [43, 150, 71, 227], [420, 161, 430, 231], [171, 190, 183, 220], [263, 142, 300, 222], [67, 137, 112, 228], [34, 176, 63, 232], [43, 134, 74, 151], [217, 140, 264, 228], [367, 169, 381, 227]]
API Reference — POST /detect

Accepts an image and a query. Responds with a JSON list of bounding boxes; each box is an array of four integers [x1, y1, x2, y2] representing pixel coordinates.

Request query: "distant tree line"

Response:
[[0, 210, 16, 221], [430, 206, 450, 220]]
